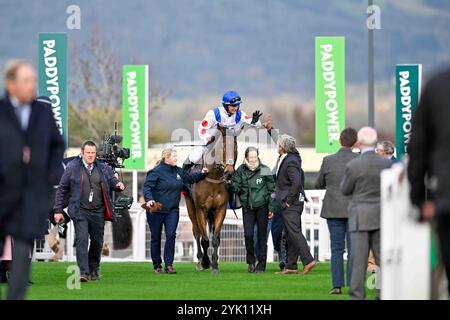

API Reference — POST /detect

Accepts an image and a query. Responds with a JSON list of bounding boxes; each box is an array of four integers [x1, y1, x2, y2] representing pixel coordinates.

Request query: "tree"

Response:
[[68, 28, 169, 147]]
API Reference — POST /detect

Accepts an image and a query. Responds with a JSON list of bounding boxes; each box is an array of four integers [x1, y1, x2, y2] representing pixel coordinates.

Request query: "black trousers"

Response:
[[243, 206, 269, 267], [282, 202, 314, 269], [6, 238, 33, 300], [74, 208, 105, 276], [436, 214, 450, 296]]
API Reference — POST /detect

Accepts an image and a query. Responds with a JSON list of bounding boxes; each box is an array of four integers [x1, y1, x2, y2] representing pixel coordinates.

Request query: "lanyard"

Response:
[[84, 165, 95, 203]]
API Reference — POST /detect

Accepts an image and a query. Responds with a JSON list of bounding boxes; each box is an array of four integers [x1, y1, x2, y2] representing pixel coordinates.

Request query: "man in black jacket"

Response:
[[0, 60, 65, 299], [54, 141, 125, 282], [274, 134, 317, 275], [408, 68, 450, 296]]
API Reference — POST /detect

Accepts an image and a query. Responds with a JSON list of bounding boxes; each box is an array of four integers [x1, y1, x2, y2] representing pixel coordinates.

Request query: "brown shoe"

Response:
[[102, 243, 110, 256], [165, 266, 177, 274], [79, 275, 89, 282], [154, 267, 163, 274], [275, 268, 299, 275], [302, 260, 318, 275]]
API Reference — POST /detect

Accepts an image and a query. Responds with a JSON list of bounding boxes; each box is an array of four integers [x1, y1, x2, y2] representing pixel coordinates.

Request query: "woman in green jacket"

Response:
[[229, 146, 278, 273]]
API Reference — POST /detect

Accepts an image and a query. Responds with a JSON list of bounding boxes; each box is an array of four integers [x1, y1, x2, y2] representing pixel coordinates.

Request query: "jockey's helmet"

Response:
[[222, 91, 242, 107]]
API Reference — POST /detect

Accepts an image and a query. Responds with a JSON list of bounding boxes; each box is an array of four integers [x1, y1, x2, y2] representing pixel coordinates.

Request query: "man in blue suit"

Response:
[[0, 60, 65, 299]]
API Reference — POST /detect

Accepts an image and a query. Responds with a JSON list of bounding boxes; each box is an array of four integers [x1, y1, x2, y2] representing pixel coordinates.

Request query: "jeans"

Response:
[[327, 218, 351, 288], [146, 211, 180, 269], [271, 205, 287, 264]]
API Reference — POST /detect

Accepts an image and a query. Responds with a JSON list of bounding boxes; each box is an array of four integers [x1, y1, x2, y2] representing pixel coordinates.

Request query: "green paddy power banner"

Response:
[[315, 36, 346, 153], [38, 33, 68, 146], [122, 65, 148, 170], [395, 64, 422, 159]]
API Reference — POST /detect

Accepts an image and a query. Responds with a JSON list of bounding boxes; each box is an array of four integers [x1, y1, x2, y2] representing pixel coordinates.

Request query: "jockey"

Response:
[[182, 90, 264, 171]]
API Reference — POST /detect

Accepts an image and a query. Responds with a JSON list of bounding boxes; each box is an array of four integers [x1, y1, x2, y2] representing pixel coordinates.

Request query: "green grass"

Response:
[[1, 262, 377, 300]]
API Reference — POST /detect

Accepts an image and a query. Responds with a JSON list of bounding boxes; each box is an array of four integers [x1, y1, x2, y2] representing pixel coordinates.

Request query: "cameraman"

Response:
[[53, 140, 125, 282]]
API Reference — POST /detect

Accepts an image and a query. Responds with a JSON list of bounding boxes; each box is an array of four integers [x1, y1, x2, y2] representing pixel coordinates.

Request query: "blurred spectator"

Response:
[[0, 60, 65, 299], [408, 68, 450, 297]]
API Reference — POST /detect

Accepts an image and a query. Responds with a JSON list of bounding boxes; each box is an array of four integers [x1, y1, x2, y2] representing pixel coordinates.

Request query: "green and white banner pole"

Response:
[[38, 32, 68, 147], [122, 65, 149, 203], [315, 36, 346, 154], [395, 64, 422, 160]]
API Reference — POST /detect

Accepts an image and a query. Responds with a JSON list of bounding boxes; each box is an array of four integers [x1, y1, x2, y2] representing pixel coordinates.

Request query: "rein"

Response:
[[204, 164, 229, 184]]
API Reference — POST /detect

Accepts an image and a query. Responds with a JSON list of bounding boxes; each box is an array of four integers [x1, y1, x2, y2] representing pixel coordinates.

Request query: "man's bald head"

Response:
[[357, 127, 378, 148]]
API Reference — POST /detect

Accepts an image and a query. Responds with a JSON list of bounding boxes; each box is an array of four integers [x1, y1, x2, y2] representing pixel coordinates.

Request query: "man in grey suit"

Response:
[[340, 127, 391, 300], [315, 128, 358, 294]]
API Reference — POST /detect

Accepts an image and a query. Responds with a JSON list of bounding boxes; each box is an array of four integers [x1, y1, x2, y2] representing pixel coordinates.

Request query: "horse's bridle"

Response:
[[204, 163, 232, 184]]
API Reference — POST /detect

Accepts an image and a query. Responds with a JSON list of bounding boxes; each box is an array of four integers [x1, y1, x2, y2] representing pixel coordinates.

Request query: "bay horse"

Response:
[[184, 124, 237, 274]]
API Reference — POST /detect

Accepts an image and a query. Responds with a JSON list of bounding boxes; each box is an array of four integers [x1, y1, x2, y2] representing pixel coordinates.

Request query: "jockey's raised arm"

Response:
[[234, 109, 263, 135]]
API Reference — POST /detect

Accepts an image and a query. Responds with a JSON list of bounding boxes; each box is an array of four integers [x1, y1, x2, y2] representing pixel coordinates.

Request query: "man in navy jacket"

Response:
[[54, 141, 125, 282]]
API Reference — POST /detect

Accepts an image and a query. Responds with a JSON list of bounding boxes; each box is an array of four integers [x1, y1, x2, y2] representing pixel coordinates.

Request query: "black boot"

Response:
[[182, 159, 195, 196], [182, 159, 195, 173]]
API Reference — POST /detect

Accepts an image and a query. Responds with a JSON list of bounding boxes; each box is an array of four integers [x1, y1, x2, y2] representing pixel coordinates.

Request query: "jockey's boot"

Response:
[[182, 158, 195, 197], [182, 158, 195, 173]]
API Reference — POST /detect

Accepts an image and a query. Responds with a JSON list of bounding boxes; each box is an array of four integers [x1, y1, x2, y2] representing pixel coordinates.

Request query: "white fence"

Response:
[[35, 190, 331, 263], [380, 162, 431, 299]]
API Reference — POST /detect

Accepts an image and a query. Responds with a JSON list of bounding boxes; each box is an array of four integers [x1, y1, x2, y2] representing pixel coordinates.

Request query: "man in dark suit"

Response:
[[0, 60, 65, 299], [408, 69, 450, 297], [54, 141, 125, 282], [274, 134, 317, 275], [340, 127, 392, 300], [315, 128, 358, 294]]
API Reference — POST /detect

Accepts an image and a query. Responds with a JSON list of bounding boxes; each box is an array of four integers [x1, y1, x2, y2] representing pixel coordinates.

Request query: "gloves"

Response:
[[251, 110, 263, 125]]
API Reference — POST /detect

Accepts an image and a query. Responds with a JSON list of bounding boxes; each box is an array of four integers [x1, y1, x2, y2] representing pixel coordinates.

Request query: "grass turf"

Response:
[[1, 261, 377, 300]]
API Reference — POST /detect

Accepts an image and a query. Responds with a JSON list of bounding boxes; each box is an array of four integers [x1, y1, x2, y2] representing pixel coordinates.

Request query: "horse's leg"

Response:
[[196, 207, 210, 270], [184, 192, 203, 268], [211, 205, 227, 274]]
